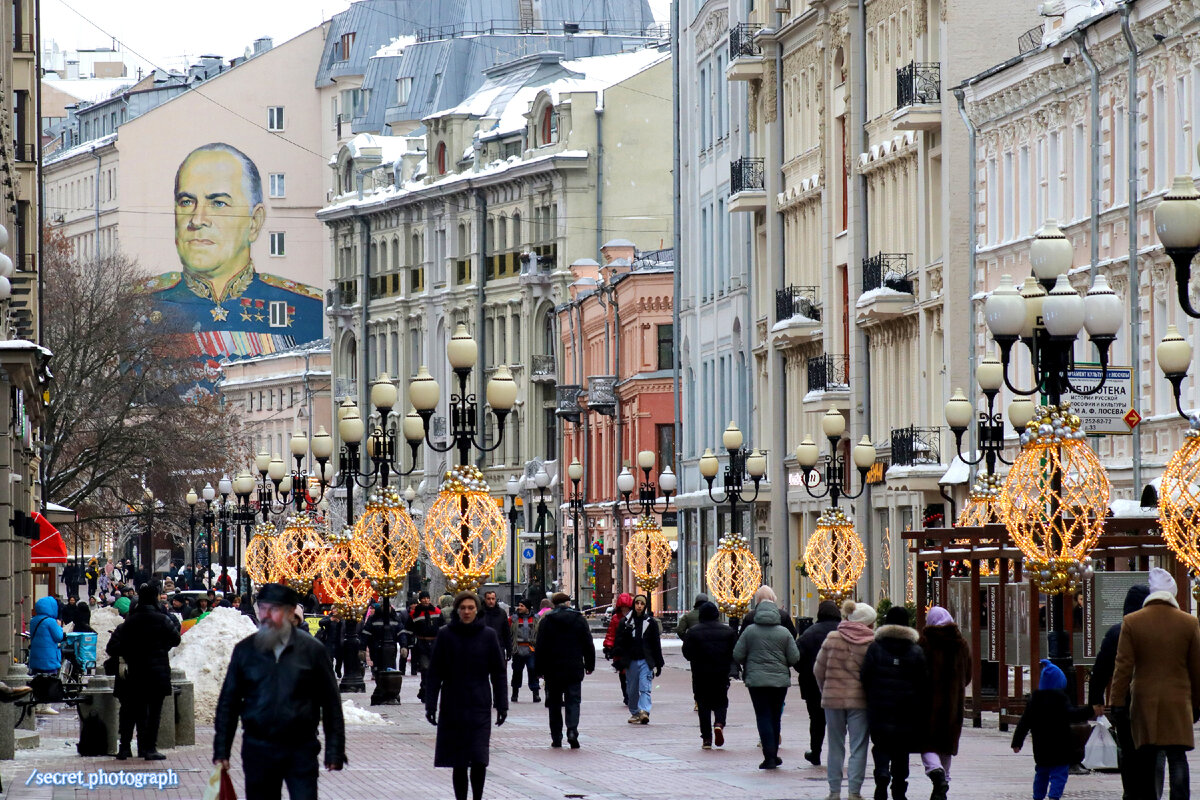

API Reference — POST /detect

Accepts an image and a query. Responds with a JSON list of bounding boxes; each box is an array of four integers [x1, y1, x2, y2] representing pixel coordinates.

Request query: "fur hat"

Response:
[[884, 606, 909, 626], [842, 600, 877, 626]]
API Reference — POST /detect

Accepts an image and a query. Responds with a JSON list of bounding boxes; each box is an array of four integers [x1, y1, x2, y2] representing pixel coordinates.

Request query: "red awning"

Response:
[[31, 512, 68, 564]]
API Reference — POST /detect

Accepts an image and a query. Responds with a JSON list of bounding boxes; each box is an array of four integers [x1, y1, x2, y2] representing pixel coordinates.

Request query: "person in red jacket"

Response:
[[603, 593, 633, 703]]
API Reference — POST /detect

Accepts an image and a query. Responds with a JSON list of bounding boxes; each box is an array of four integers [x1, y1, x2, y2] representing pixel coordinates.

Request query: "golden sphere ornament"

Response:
[[1159, 428, 1200, 574], [272, 512, 328, 590], [423, 464, 506, 592], [626, 515, 672, 592], [705, 532, 761, 617], [243, 520, 277, 586], [352, 491, 420, 598], [803, 507, 866, 603], [320, 532, 376, 621]]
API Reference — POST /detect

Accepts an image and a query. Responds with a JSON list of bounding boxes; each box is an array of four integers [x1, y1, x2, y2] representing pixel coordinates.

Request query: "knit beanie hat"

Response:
[[843, 600, 877, 626], [884, 606, 910, 626], [1148, 567, 1177, 597], [1037, 659, 1066, 691], [925, 605, 954, 627], [698, 601, 719, 622]]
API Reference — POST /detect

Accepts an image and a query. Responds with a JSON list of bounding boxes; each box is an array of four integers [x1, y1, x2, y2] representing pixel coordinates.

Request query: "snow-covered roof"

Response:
[[374, 35, 417, 59], [42, 76, 136, 104], [939, 456, 973, 486], [45, 132, 118, 166], [344, 132, 415, 165]]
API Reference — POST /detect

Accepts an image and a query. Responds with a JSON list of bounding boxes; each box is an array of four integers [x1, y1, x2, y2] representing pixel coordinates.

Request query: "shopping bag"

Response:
[[1081, 715, 1120, 771], [201, 765, 238, 800]]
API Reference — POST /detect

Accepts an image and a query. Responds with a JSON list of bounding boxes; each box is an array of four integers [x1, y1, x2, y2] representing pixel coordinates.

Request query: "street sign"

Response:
[[804, 470, 822, 488], [153, 549, 171, 573], [1064, 365, 1135, 435], [521, 545, 536, 564]]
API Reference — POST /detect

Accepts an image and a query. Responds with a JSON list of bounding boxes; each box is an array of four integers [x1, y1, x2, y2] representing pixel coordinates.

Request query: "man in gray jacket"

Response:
[[733, 600, 800, 770]]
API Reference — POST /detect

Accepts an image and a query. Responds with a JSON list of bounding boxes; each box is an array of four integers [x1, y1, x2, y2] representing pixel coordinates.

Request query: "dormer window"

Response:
[[435, 142, 447, 176], [539, 105, 558, 146]]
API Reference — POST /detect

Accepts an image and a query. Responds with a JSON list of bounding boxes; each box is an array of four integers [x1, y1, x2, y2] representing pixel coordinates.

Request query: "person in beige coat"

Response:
[[815, 600, 876, 800], [1109, 567, 1200, 800]]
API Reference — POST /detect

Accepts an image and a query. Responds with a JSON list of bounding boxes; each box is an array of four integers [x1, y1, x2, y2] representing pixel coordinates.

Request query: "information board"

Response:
[[1064, 365, 1134, 435], [1083, 571, 1148, 657]]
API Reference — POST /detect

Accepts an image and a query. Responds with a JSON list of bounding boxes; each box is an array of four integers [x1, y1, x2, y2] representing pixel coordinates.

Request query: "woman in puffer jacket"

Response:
[[733, 599, 800, 770], [815, 600, 877, 800]]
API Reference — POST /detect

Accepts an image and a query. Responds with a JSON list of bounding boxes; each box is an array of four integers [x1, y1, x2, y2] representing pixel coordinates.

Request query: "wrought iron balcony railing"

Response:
[[730, 157, 765, 195], [1018, 24, 1044, 54], [729, 23, 762, 60], [531, 354, 556, 380], [890, 426, 942, 467], [807, 355, 850, 393], [896, 61, 941, 108], [862, 252, 913, 295], [775, 285, 821, 322]]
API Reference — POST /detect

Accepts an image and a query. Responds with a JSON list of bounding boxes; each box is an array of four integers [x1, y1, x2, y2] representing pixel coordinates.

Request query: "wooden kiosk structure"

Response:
[[903, 516, 1190, 730]]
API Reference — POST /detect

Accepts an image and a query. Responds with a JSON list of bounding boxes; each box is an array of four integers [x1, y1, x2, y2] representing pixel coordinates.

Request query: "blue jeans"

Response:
[[1033, 764, 1069, 800], [826, 707, 870, 795], [626, 659, 653, 715]]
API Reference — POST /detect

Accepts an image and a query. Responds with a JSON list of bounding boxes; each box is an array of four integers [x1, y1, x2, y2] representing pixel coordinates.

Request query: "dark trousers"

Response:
[[511, 652, 536, 691], [242, 737, 319, 800], [117, 690, 163, 754], [872, 742, 911, 800], [806, 691, 826, 756], [1140, 746, 1189, 800], [748, 686, 788, 762], [691, 673, 729, 743], [545, 679, 582, 742]]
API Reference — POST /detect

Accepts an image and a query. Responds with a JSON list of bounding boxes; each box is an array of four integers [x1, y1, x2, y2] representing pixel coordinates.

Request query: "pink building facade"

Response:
[[558, 241, 676, 609]]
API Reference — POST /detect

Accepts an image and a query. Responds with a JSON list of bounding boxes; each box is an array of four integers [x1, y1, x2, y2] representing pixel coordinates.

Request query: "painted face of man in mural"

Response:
[[173, 148, 265, 298]]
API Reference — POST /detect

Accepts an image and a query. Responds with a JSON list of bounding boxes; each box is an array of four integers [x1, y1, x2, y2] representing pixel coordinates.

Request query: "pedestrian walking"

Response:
[[861, 606, 928, 800], [1110, 567, 1200, 800], [613, 594, 664, 724], [316, 608, 345, 677], [682, 601, 737, 749], [1011, 660, 1099, 800], [734, 598, 800, 769], [603, 592, 634, 703], [815, 599, 877, 800], [1086, 582, 1148, 800], [480, 590, 512, 661], [84, 558, 99, 600], [408, 590, 444, 702], [533, 592, 594, 748], [741, 585, 799, 637], [213, 583, 345, 800], [799, 599, 842, 766], [675, 592, 710, 640], [107, 583, 181, 760], [509, 599, 540, 702], [424, 591, 508, 800], [918, 605, 971, 800]]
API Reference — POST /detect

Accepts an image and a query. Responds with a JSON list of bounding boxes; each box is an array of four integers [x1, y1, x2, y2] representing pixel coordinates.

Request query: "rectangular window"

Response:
[[269, 301, 288, 328], [1155, 84, 1167, 189], [656, 324, 673, 371], [1003, 153, 1014, 241], [339, 32, 355, 61], [1177, 76, 1190, 176], [656, 423, 675, 474], [269, 173, 285, 198], [1114, 106, 1127, 205], [1049, 132, 1061, 221], [1073, 123, 1086, 220], [986, 158, 998, 244], [396, 77, 412, 106], [1019, 146, 1030, 235], [267, 106, 285, 131], [269, 231, 285, 256]]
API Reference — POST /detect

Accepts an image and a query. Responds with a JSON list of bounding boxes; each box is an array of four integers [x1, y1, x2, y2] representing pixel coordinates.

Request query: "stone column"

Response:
[[171, 668, 194, 747], [76, 674, 118, 757], [156, 689, 176, 750], [7, 665, 34, 731]]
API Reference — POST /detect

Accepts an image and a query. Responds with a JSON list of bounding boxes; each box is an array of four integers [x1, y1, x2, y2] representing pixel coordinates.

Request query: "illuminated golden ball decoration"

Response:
[[423, 464, 506, 592], [1003, 403, 1105, 594], [626, 515, 672, 593], [956, 473, 1008, 528], [243, 521, 276, 586], [705, 531, 761, 617], [1159, 427, 1200, 598], [351, 490, 420, 597], [272, 512, 329, 590], [321, 525, 376, 621], [803, 507, 866, 603]]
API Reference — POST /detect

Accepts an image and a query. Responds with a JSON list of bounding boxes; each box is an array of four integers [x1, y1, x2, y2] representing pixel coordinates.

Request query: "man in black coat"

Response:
[[315, 607, 345, 677], [681, 601, 737, 749], [106, 583, 182, 760], [798, 599, 841, 765], [533, 592, 595, 748], [214, 583, 345, 800], [861, 606, 929, 800], [480, 591, 512, 661], [1087, 583, 1149, 800]]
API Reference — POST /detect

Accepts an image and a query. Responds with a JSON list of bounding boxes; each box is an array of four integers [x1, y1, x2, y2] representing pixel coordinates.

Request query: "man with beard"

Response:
[[214, 583, 345, 800]]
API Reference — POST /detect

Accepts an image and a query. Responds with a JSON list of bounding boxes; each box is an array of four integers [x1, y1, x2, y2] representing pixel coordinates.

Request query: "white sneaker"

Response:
[[35, 704, 58, 715]]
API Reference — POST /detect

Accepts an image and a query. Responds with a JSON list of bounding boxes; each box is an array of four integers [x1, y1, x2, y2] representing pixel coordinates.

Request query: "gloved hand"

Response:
[[495, 710, 507, 727], [602, 646, 613, 660], [425, 710, 437, 726], [654, 666, 662, 677]]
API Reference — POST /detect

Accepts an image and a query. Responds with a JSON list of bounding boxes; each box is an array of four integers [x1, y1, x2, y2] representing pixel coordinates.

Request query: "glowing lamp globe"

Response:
[[803, 507, 866, 603], [625, 515, 672, 592], [351, 491, 420, 597], [1159, 428, 1200, 575], [423, 464, 507, 592], [705, 533, 761, 617]]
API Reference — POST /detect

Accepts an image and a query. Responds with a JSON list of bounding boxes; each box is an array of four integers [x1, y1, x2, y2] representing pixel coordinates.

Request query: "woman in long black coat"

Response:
[[425, 591, 508, 800]]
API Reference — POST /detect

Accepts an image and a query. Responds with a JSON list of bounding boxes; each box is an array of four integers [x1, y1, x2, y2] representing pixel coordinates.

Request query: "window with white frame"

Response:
[[397, 77, 412, 106], [267, 106, 285, 131], [269, 231, 285, 256], [1114, 105, 1127, 205], [269, 301, 287, 328], [1049, 131, 1061, 221], [1073, 124, 1086, 220], [986, 158, 998, 244], [269, 173, 285, 198], [1154, 84, 1167, 190], [1177, 75, 1190, 176], [1003, 153, 1014, 241]]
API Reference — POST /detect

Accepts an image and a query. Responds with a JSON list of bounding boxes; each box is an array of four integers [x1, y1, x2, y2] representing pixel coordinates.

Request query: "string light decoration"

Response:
[[626, 515, 672, 593], [243, 521, 277, 586], [351, 490, 420, 598], [272, 512, 328, 590], [1003, 403, 1106, 594], [321, 526, 376, 621], [803, 507, 866, 603], [957, 473, 1008, 528], [1159, 424, 1200, 595], [705, 531, 761, 617], [423, 464, 506, 592]]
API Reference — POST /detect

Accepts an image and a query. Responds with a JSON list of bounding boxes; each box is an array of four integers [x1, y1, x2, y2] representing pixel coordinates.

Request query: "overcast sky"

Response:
[[42, 0, 354, 74]]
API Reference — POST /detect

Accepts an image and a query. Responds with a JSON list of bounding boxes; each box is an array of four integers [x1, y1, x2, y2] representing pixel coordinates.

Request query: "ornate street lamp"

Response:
[[423, 465, 507, 592], [794, 408, 875, 601], [506, 476, 522, 606], [321, 524, 375, 693], [253, 429, 335, 522], [699, 422, 767, 541], [1152, 172, 1200, 318], [567, 459, 587, 607], [186, 488, 199, 584], [525, 465, 554, 595]]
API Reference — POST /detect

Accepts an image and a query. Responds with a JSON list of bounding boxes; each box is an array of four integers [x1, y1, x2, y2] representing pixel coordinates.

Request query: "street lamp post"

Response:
[[567, 459, 586, 607], [699, 422, 767, 546], [186, 489, 198, 586], [1152, 175, 1200, 319], [529, 466, 552, 597], [616, 451, 676, 608], [794, 408, 876, 508], [506, 475, 521, 606]]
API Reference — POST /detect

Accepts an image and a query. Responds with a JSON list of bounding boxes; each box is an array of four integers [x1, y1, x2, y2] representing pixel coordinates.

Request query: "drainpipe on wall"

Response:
[[475, 188, 488, 470], [851, 0, 872, 598], [1071, 31, 1101, 285], [358, 213, 371, 477], [1120, 1, 1143, 495], [610, 287, 624, 603], [595, 105, 605, 259], [954, 90, 980, 477], [770, 10, 788, 604], [90, 147, 101, 252], [670, 0, 684, 604]]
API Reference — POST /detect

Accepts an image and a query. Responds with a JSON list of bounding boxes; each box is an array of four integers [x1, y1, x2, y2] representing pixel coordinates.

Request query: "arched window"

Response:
[[511, 213, 521, 248], [435, 142, 447, 175], [497, 214, 507, 252], [540, 105, 557, 146]]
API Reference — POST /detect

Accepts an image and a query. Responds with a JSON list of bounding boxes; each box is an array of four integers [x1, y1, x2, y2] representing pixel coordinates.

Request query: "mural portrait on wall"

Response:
[[140, 142, 322, 396]]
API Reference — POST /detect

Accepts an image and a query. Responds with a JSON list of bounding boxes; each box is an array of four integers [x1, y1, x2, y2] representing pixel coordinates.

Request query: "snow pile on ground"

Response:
[[341, 699, 391, 726], [171, 607, 256, 723], [89, 605, 122, 657]]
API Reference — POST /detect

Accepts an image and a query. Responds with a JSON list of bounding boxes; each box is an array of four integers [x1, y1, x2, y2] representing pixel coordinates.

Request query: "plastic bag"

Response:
[[201, 765, 238, 800], [1081, 715, 1120, 771]]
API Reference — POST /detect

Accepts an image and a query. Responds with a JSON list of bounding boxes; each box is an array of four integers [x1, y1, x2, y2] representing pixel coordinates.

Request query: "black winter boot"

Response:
[[928, 768, 948, 800], [511, 687, 519, 702]]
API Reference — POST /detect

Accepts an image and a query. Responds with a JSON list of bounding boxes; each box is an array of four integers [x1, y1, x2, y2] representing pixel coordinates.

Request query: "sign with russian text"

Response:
[[1064, 365, 1134, 435]]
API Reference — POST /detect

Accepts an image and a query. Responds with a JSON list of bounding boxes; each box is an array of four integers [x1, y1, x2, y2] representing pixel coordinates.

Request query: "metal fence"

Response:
[[807, 355, 850, 393], [862, 252, 913, 295], [729, 23, 762, 60], [775, 285, 821, 322], [730, 157, 765, 195], [896, 61, 941, 107], [531, 354, 556, 379], [890, 426, 942, 466], [1018, 24, 1044, 54]]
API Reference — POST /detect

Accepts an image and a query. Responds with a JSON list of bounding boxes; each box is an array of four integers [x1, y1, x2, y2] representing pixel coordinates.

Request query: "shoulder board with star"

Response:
[[139, 272, 182, 293], [259, 273, 323, 301]]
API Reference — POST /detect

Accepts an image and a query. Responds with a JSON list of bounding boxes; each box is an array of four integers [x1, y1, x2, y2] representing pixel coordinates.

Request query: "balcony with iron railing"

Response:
[[520, 243, 557, 290], [729, 157, 766, 213], [771, 285, 821, 344], [857, 252, 914, 323], [531, 354, 557, 383], [802, 354, 850, 412], [726, 23, 764, 82], [893, 61, 942, 131], [1018, 24, 1044, 54], [889, 426, 943, 469]]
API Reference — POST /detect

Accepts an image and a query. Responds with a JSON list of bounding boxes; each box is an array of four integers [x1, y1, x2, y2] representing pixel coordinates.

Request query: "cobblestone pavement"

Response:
[[2, 642, 1198, 799]]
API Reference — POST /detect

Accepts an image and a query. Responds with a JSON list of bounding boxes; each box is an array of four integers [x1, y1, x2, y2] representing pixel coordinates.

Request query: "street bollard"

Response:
[[6, 666, 35, 732], [156, 688, 176, 750], [76, 674, 118, 757], [171, 668, 195, 747], [0, 694, 13, 760]]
